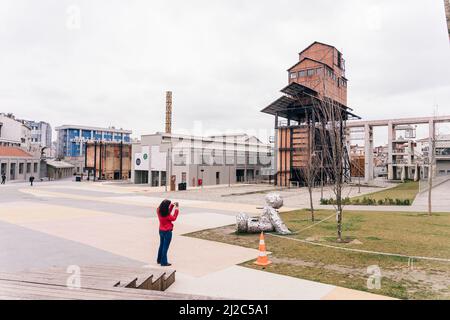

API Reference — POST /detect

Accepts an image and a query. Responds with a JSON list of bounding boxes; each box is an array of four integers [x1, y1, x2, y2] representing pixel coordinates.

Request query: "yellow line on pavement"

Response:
[[19, 188, 298, 215]]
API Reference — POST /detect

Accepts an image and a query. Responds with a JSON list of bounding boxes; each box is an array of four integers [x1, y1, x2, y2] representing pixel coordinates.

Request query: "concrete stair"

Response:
[[0, 264, 176, 294]]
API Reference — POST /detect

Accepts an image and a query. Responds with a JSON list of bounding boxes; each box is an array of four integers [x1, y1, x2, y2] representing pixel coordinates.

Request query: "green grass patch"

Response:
[[350, 181, 419, 204], [185, 209, 450, 300]]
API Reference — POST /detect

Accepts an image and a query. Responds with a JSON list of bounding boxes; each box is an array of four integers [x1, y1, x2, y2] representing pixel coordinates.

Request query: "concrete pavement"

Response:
[[412, 180, 450, 212], [0, 181, 393, 299]]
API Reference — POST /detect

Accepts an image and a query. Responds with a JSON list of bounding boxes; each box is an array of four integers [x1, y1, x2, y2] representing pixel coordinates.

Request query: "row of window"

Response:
[[436, 148, 450, 156], [18, 162, 39, 174], [290, 67, 347, 87], [0, 162, 38, 180], [173, 154, 272, 166], [290, 67, 323, 79], [67, 129, 130, 141]]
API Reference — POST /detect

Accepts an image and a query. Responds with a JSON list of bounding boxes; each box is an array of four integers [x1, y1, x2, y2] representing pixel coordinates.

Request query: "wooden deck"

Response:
[[0, 265, 207, 300]]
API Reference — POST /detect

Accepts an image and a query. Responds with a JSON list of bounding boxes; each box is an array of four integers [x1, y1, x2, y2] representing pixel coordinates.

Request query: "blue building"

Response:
[[55, 125, 132, 173]]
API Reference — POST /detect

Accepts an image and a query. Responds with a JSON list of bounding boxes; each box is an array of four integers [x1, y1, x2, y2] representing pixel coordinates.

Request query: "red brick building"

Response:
[[84, 142, 131, 180], [261, 42, 358, 187], [287, 42, 347, 106]]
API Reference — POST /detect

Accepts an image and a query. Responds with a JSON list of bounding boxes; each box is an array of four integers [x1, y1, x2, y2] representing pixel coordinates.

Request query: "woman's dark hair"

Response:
[[159, 199, 171, 217]]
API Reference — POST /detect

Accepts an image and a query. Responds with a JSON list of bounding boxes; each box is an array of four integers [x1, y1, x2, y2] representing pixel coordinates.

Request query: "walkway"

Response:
[[412, 179, 450, 212], [0, 182, 392, 300]]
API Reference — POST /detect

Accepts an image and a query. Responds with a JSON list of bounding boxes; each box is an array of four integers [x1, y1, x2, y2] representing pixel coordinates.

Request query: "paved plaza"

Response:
[[0, 179, 415, 299]]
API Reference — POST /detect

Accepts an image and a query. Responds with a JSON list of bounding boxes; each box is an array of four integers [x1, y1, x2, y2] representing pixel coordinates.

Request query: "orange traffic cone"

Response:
[[254, 232, 272, 267]]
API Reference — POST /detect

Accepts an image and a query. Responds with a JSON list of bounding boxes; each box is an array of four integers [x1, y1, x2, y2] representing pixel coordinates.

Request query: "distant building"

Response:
[[131, 132, 272, 188], [349, 145, 365, 178], [417, 134, 450, 177], [0, 146, 40, 182], [19, 120, 52, 155], [55, 125, 132, 174], [0, 113, 32, 150], [373, 145, 388, 178]]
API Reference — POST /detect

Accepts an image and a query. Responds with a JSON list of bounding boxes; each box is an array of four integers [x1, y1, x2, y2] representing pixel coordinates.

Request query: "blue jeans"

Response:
[[157, 230, 172, 265]]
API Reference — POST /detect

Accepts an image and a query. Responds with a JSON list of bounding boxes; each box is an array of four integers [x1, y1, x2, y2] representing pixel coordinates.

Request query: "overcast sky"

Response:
[[1, 0, 449, 143]]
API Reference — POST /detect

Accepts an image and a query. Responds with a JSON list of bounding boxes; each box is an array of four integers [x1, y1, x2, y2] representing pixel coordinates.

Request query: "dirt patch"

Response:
[[305, 235, 323, 242], [270, 256, 450, 297]]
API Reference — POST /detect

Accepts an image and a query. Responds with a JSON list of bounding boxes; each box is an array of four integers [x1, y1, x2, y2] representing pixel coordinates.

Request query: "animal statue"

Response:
[[236, 193, 291, 235]]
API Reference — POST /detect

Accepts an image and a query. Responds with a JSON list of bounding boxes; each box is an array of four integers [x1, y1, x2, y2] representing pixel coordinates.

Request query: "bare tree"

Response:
[[299, 150, 321, 222], [428, 134, 435, 216], [313, 97, 348, 242]]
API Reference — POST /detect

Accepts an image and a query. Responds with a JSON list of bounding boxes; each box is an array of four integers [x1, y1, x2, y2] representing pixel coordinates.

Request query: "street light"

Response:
[[200, 168, 204, 189]]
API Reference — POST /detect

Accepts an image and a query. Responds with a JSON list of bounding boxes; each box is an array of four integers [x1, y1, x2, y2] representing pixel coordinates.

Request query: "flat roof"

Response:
[[55, 125, 132, 134], [347, 115, 450, 128], [46, 160, 75, 169], [140, 132, 270, 147]]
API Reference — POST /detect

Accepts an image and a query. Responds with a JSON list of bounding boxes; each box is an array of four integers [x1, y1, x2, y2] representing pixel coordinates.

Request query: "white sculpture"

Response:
[[236, 193, 292, 235]]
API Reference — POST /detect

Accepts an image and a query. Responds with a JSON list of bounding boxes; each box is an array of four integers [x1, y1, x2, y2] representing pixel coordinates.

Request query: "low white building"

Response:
[[131, 132, 272, 187], [0, 146, 40, 182]]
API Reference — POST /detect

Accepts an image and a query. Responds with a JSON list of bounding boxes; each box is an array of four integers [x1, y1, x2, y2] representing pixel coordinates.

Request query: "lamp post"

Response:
[[201, 168, 204, 189], [165, 149, 168, 192]]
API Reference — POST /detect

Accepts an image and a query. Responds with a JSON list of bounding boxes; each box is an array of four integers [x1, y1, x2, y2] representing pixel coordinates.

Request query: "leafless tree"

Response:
[[299, 150, 321, 222], [313, 97, 348, 242], [428, 135, 435, 216]]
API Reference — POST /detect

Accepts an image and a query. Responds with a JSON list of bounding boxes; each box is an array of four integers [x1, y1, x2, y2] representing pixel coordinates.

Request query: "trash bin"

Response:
[[178, 182, 187, 191], [197, 179, 202, 186], [75, 176, 81, 182]]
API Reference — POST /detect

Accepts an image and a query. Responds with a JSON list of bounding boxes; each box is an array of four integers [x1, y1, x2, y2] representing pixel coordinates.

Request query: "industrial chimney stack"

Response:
[[165, 91, 172, 134]]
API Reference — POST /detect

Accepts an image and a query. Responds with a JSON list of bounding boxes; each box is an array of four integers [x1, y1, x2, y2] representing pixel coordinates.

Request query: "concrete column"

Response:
[[401, 166, 406, 182], [414, 163, 419, 181], [407, 141, 412, 165], [387, 121, 394, 180], [79, 129, 82, 157], [6, 161, 11, 180], [364, 124, 374, 183], [274, 114, 278, 186]]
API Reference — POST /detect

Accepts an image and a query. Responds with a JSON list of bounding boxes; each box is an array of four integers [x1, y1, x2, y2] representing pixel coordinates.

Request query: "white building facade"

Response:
[[131, 133, 273, 187], [0, 113, 31, 150], [22, 120, 52, 153]]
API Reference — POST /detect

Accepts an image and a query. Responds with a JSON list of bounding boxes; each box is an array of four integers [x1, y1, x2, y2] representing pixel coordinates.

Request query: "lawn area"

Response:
[[350, 181, 420, 205], [186, 209, 450, 300]]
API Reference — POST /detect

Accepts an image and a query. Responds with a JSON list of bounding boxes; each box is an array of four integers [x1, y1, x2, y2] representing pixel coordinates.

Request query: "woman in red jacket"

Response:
[[157, 199, 179, 266]]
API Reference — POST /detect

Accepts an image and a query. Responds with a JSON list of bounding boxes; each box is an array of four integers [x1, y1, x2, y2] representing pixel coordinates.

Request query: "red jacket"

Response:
[[157, 203, 179, 231]]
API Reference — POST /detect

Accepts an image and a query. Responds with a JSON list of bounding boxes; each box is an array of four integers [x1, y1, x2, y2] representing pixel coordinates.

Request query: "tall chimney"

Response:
[[165, 91, 172, 134]]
